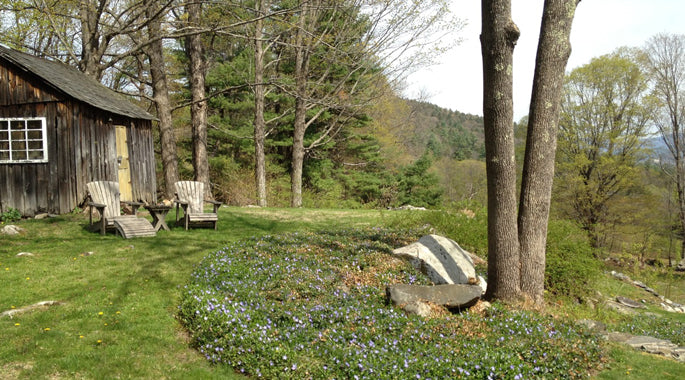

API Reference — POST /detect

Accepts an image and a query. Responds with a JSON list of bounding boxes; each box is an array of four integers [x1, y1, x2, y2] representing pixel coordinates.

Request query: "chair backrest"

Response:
[[175, 181, 205, 214], [86, 181, 121, 219]]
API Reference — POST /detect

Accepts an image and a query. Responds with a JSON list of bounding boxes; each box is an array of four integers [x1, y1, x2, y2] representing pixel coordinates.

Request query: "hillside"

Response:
[[403, 100, 485, 161]]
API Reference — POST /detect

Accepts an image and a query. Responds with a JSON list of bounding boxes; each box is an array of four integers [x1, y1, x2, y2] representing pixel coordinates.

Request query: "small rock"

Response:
[[34, 213, 49, 220], [610, 270, 632, 281], [1, 225, 24, 235], [402, 300, 433, 318], [477, 275, 487, 294], [632, 280, 647, 288], [604, 331, 633, 343], [391, 205, 427, 211], [577, 319, 607, 333], [676, 259, 685, 272], [16, 252, 34, 257], [80, 251, 94, 257]]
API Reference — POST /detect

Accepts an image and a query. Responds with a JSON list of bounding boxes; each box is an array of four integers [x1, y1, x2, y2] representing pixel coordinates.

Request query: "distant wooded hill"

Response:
[[403, 100, 485, 161]]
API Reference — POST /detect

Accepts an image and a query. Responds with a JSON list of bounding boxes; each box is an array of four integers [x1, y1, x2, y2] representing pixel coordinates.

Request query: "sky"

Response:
[[405, 0, 685, 120]]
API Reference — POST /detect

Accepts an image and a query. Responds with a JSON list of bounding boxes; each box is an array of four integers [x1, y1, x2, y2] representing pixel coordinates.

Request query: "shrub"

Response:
[[1, 207, 21, 223], [546, 219, 601, 298], [179, 228, 604, 379], [383, 202, 488, 257]]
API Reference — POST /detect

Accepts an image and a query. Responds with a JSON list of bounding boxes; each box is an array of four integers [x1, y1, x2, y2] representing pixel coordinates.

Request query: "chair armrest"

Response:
[[207, 200, 222, 213], [87, 201, 106, 235], [88, 201, 106, 209], [124, 201, 143, 214], [175, 200, 189, 222]]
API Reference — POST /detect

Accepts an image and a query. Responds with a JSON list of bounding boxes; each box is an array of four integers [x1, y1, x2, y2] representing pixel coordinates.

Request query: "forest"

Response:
[[1, 1, 684, 265]]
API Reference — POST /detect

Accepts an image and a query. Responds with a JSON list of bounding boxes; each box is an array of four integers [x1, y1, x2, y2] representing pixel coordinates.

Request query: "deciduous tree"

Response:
[[644, 33, 685, 260], [556, 50, 654, 248], [481, 0, 579, 304]]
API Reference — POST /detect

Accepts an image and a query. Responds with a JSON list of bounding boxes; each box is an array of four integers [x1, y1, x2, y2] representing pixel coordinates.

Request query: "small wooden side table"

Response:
[[145, 205, 172, 231]]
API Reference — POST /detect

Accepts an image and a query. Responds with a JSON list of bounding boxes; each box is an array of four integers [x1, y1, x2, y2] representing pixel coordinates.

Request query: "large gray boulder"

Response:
[[386, 283, 482, 316], [393, 235, 478, 286]]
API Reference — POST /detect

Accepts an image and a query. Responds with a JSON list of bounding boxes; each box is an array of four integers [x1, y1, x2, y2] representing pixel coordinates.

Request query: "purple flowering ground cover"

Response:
[[179, 228, 604, 379]]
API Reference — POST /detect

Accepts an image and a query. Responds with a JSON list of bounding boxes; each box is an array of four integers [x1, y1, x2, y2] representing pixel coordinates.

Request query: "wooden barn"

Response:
[[0, 46, 157, 217]]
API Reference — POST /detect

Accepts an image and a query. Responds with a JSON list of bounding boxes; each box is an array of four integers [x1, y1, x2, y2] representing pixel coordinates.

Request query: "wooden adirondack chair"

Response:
[[86, 181, 156, 238], [174, 181, 222, 230]]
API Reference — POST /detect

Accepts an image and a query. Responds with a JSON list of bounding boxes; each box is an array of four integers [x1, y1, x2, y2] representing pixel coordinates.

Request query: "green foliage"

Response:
[[180, 228, 604, 379], [384, 207, 602, 300], [545, 219, 601, 298], [555, 49, 656, 247], [1, 207, 21, 223], [612, 314, 685, 346], [395, 153, 443, 208], [401, 100, 485, 161], [383, 202, 488, 257]]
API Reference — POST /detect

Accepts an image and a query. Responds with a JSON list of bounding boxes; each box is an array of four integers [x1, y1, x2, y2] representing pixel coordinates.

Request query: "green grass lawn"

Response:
[[1, 207, 683, 379], [0, 207, 387, 379]]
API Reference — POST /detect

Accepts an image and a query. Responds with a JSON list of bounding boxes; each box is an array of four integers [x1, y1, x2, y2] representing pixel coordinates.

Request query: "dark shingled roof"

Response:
[[0, 45, 155, 120]]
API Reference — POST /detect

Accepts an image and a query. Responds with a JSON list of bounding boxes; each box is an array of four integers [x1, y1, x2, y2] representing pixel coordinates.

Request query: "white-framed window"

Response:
[[0, 117, 48, 164]]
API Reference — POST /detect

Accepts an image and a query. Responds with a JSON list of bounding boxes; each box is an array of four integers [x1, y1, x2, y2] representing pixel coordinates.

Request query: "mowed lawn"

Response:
[[0, 207, 388, 379]]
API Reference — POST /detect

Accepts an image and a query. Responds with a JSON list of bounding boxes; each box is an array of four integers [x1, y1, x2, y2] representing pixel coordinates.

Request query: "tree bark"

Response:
[[146, 1, 178, 199], [518, 0, 579, 306], [480, 0, 521, 302], [290, 0, 316, 208], [254, 0, 268, 207], [79, 0, 106, 79], [185, 1, 211, 197]]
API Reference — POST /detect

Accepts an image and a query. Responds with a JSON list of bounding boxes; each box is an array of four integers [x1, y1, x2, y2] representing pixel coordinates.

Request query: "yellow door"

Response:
[[115, 125, 133, 202]]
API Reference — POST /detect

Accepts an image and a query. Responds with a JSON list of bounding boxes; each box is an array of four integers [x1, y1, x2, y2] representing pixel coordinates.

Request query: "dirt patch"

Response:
[[0, 362, 34, 380]]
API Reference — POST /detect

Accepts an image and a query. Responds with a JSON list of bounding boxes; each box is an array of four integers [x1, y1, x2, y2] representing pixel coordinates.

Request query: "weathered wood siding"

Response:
[[0, 61, 156, 216]]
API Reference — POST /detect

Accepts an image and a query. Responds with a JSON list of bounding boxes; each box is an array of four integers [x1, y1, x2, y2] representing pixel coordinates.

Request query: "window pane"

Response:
[[13, 150, 27, 160], [28, 150, 43, 160], [0, 151, 8, 160], [27, 130, 42, 139], [27, 119, 42, 130], [0, 130, 7, 141], [28, 140, 43, 150], [0, 141, 8, 150], [0, 121, 8, 131], [11, 131, 25, 140], [10, 120, 25, 130], [12, 140, 26, 150]]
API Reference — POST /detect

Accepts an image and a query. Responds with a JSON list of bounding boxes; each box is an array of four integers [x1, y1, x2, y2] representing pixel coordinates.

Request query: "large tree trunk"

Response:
[[518, 0, 578, 306], [79, 0, 106, 79], [185, 1, 211, 197], [254, 0, 268, 207], [481, 0, 521, 302], [146, 2, 178, 199]]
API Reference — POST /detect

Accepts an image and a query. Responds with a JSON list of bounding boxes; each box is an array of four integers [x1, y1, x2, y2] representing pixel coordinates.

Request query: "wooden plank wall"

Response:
[[0, 64, 157, 216]]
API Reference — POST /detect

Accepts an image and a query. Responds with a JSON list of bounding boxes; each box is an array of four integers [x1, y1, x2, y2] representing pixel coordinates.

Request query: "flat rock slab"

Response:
[[616, 296, 645, 309], [386, 284, 482, 310], [625, 336, 685, 362], [393, 235, 476, 285], [604, 300, 637, 315]]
